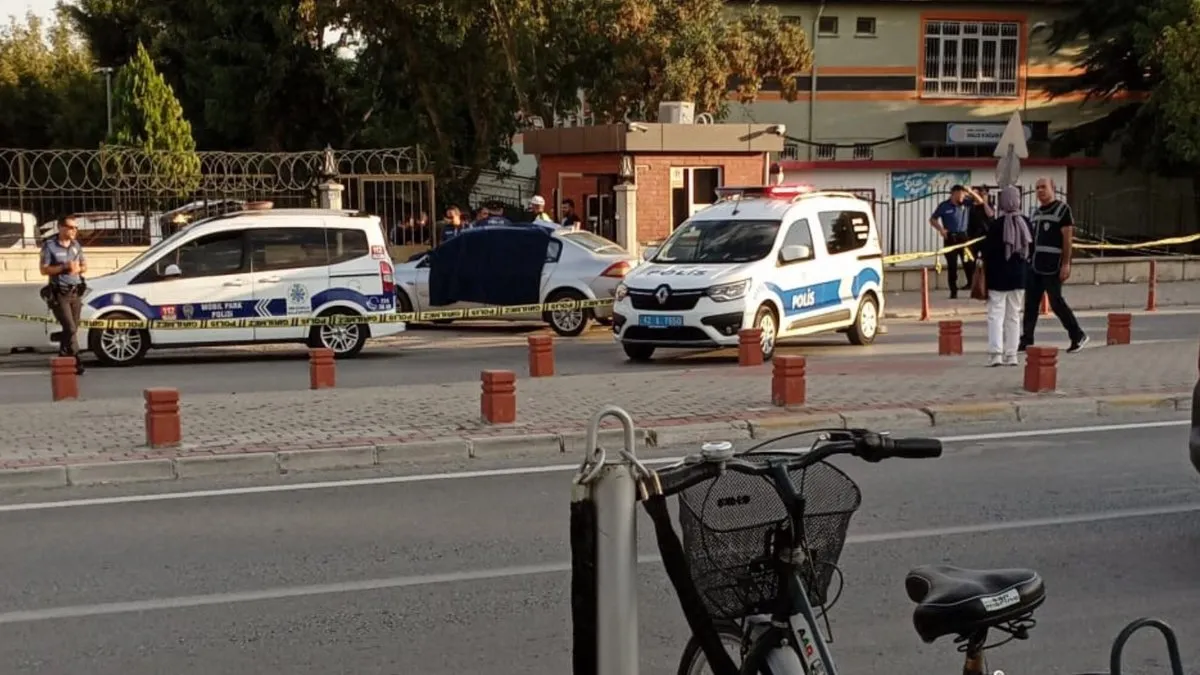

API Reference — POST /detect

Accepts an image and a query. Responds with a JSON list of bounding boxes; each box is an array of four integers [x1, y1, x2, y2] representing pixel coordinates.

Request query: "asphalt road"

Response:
[[0, 420, 1196, 675], [0, 310, 1196, 403]]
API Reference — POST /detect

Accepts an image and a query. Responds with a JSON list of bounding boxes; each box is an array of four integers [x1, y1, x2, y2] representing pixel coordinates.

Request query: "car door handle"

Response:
[[260, 276, 282, 283], [223, 279, 247, 287]]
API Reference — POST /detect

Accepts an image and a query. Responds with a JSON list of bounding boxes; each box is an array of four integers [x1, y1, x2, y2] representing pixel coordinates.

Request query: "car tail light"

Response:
[[380, 260, 395, 295], [601, 261, 631, 278]]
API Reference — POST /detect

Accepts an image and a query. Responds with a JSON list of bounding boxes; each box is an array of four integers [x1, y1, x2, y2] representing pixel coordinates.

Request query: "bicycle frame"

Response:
[[740, 566, 840, 675]]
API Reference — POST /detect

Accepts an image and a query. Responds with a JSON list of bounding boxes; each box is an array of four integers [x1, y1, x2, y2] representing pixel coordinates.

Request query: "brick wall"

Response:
[[633, 153, 768, 243], [535, 152, 768, 244]]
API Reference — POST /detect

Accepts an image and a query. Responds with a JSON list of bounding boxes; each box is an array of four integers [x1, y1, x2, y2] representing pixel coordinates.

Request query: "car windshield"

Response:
[[652, 219, 781, 264], [560, 230, 624, 254]]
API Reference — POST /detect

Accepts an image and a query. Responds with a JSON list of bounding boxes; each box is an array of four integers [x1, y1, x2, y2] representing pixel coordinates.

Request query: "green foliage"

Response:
[[42, 0, 815, 199], [0, 10, 105, 148], [1044, 0, 1200, 175], [1146, 1, 1200, 166], [108, 41, 200, 197]]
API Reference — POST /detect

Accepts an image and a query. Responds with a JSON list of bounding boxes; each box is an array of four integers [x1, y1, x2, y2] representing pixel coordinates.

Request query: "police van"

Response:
[[612, 184, 884, 361], [65, 207, 405, 366]]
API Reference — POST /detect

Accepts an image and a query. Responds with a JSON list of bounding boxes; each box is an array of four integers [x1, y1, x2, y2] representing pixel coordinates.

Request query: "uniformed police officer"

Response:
[[39, 215, 87, 374]]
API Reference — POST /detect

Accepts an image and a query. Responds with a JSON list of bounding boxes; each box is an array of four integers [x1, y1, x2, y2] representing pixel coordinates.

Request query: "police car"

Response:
[[612, 184, 884, 361], [66, 207, 405, 366]]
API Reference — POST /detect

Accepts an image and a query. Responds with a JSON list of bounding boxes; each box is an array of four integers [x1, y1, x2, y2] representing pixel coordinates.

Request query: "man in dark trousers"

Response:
[[929, 184, 989, 298], [39, 215, 88, 374], [1021, 177, 1088, 353]]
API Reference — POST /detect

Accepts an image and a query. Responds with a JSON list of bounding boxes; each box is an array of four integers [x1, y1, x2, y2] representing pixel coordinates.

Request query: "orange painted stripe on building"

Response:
[[727, 91, 919, 102], [810, 66, 917, 76]]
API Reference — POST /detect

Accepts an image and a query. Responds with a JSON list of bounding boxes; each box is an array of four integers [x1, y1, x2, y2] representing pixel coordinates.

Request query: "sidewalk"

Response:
[[0, 339, 1194, 487], [884, 280, 1200, 319]]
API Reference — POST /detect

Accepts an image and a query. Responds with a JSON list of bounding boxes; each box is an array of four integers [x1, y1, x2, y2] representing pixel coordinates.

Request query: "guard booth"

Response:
[[522, 114, 785, 256]]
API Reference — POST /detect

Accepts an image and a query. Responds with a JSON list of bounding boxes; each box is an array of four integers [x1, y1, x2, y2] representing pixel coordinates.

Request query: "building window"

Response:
[[816, 144, 836, 160], [818, 16, 838, 35], [852, 144, 874, 160], [923, 20, 1020, 98], [855, 17, 876, 36]]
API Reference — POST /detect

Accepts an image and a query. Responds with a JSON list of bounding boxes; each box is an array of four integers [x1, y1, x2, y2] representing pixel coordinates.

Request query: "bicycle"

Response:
[[632, 427, 1186, 675]]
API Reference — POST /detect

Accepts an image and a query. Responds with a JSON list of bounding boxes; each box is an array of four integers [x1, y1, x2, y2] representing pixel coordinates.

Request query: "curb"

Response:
[[0, 393, 1190, 490]]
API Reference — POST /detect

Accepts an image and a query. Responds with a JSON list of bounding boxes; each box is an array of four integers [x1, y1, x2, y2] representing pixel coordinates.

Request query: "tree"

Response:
[[64, 0, 370, 151], [0, 10, 106, 148], [1043, 0, 1193, 171], [107, 41, 200, 198]]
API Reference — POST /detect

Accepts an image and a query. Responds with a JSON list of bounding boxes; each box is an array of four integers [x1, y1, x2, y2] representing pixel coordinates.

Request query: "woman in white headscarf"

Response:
[[981, 185, 1032, 367]]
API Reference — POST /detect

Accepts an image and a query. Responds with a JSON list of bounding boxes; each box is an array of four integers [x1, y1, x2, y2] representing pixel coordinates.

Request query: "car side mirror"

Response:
[[162, 263, 182, 278], [779, 244, 811, 263], [641, 246, 659, 262]]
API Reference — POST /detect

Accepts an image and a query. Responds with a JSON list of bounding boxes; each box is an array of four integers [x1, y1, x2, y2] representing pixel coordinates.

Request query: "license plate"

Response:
[[639, 314, 683, 328]]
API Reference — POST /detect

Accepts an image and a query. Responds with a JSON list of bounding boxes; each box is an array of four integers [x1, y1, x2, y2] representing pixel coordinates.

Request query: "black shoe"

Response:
[[1017, 341, 1028, 352], [1067, 334, 1089, 354]]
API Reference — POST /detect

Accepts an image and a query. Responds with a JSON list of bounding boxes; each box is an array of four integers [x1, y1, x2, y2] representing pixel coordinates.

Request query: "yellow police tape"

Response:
[[881, 230, 1200, 271], [0, 298, 614, 331], [3, 232, 1196, 331]]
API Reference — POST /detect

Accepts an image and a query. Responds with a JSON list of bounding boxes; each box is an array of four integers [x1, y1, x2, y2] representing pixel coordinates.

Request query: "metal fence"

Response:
[[0, 146, 436, 247], [867, 187, 1188, 265]]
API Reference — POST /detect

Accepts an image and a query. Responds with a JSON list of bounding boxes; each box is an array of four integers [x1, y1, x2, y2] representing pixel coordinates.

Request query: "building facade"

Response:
[[720, 0, 1194, 253]]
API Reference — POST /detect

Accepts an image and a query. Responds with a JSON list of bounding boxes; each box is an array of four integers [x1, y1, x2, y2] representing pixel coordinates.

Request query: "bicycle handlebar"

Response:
[[653, 430, 942, 497]]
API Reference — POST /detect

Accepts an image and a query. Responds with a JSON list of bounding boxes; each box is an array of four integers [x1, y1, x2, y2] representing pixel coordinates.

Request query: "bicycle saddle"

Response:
[[905, 564, 1045, 643]]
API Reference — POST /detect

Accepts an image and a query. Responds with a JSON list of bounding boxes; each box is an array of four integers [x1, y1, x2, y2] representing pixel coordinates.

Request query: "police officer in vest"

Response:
[[39, 215, 88, 374], [1022, 177, 1088, 353]]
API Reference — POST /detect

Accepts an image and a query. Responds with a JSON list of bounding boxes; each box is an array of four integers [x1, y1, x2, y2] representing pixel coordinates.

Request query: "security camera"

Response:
[[628, 122, 649, 133], [767, 124, 787, 136]]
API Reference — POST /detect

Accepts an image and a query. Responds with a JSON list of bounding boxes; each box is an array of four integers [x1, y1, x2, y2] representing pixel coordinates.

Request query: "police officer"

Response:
[[39, 215, 87, 374]]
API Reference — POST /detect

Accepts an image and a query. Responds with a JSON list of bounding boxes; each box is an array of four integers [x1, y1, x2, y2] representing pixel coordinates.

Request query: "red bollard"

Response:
[[738, 328, 764, 367], [1040, 292, 1050, 316], [937, 320, 963, 356], [144, 388, 182, 448], [309, 348, 335, 389], [771, 355, 807, 407], [528, 335, 555, 377], [1023, 346, 1058, 393], [1106, 313, 1132, 345], [50, 356, 78, 401], [920, 268, 931, 321], [481, 370, 516, 424], [1146, 259, 1158, 312]]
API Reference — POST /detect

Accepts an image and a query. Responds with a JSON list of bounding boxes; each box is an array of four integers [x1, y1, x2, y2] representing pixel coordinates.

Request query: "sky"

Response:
[[10, 0, 58, 19]]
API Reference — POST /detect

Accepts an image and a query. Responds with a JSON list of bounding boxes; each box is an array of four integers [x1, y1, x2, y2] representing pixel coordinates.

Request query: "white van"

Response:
[[612, 184, 885, 361], [65, 208, 405, 366]]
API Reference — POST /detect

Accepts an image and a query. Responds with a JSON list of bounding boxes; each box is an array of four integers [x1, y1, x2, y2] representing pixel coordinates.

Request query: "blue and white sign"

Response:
[[946, 123, 1033, 146], [890, 170, 972, 201]]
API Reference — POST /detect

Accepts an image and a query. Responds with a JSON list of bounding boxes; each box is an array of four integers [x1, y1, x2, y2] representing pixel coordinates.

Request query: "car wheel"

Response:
[[396, 290, 414, 315], [544, 289, 591, 337], [847, 294, 880, 346], [308, 307, 369, 357], [623, 343, 655, 362], [88, 311, 150, 367], [753, 304, 778, 361]]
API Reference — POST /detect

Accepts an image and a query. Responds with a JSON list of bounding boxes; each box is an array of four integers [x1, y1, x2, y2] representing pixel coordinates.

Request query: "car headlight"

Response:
[[706, 279, 750, 302], [614, 283, 628, 302]]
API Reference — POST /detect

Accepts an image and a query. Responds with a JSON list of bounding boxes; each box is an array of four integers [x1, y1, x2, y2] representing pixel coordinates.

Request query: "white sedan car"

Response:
[[394, 223, 635, 336]]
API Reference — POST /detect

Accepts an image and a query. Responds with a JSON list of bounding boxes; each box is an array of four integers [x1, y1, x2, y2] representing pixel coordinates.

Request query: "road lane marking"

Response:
[[0, 419, 1188, 513], [0, 501, 1195, 625]]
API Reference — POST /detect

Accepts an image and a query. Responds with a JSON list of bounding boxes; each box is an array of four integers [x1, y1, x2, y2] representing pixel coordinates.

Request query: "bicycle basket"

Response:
[[677, 454, 862, 621]]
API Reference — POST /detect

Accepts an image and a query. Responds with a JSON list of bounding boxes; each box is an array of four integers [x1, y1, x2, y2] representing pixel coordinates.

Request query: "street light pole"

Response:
[[94, 67, 114, 138]]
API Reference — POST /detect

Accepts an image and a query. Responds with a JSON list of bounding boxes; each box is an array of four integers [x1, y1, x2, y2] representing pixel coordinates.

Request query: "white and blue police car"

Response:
[[612, 184, 885, 361], [66, 207, 405, 366]]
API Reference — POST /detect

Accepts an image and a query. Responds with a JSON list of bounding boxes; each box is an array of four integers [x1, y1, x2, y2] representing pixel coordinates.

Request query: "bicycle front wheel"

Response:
[[676, 620, 746, 675]]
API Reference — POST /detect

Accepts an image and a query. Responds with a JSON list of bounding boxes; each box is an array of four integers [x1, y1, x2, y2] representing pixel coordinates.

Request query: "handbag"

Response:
[[970, 261, 988, 301]]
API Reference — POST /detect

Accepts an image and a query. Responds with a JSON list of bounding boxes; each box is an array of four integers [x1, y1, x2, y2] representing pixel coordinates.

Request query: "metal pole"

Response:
[[105, 70, 113, 139], [587, 405, 640, 675]]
